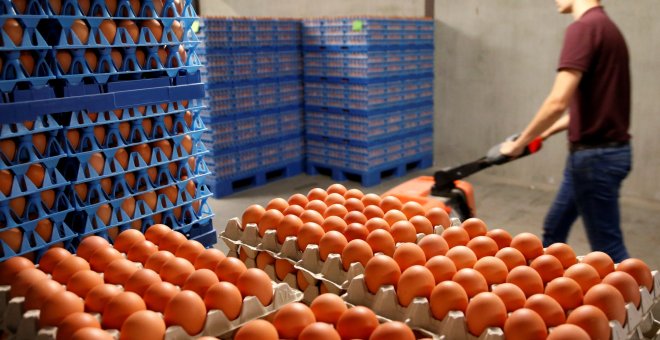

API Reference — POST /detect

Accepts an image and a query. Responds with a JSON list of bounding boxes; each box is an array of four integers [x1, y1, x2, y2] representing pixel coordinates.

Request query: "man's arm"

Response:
[[540, 113, 570, 140], [500, 69, 582, 156]]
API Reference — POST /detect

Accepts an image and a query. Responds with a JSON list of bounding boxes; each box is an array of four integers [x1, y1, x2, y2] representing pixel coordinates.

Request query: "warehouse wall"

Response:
[[199, 0, 425, 17], [434, 1, 660, 204]]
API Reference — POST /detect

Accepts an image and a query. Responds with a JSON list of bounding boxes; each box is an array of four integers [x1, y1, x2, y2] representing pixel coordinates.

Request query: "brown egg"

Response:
[[118, 20, 139, 43], [4, 19, 23, 46], [429, 280, 468, 320], [89, 152, 105, 175], [530, 254, 564, 284], [524, 294, 566, 327], [507, 266, 544, 297], [503, 308, 548, 340], [380, 196, 403, 212], [495, 247, 527, 271], [393, 243, 426, 272], [114, 229, 146, 253], [0, 169, 13, 195], [104, 258, 139, 285], [38, 247, 72, 273], [182, 268, 219, 297], [307, 188, 328, 201], [143, 281, 179, 313], [364, 254, 401, 294], [175, 240, 205, 264], [566, 305, 611, 340], [272, 302, 316, 339], [181, 134, 193, 154], [287, 193, 309, 207], [215, 257, 247, 284], [336, 306, 379, 339], [141, 19, 163, 42], [397, 265, 435, 306], [318, 230, 348, 261], [160, 257, 195, 286], [467, 235, 499, 259], [445, 245, 478, 270], [67, 270, 104, 298], [234, 319, 279, 340], [492, 282, 527, 312], [465, 292, 507, 336], [453, 268, 488, 298], [324, 204, 348, 219], [360, 193, 380, 206], [510, 232, 543, 261], [616, 258, 653, 291], [254, 252, 274, 270], [324, 192, 345, 206], [426, 207, 450, 229], [602, 271, 641, 308], [56, 312, 101, 340], [309, 293, 347, 326], [545, 243, 578, 269], [366, 229, 396, 256], [297, 222, 324, 251], [296, 270, 309, 291], [409, 215, 433, 235], [363, 205, 385, 220], [98, 20, 116, 44], [71, 328, 113, 340], [118, 121, 130, 141], [371, 321, 415, 340], [364, 217, 390, 232], [24, 279, 64, 310], [123, 268, 162, 297], [545, 277, 583, 311], [20, 51, 34, 75], [85, 283, 121, 313], [13, 0, 27, 13], [203, 281, 242, 320], [344, 211, 368, 226], [83, 50, 98, 72], [461, 218, 487, 239], [486, 228, 513, 249], [40, 190, 55, 211], [582, 251, 615, 278], [564, 263, 601, 293], [78, 0, 90, 14], [0, 139, 16, 162], [390, 220, 417, 243], [76, 236, 110, 261], [89, 246, 123, 272], [102, 291, 147, 329], [341, 239, 373, 271], [32, 133, 47, 156], [10, 268, 48, 298], [9, 196, 25, 217], [383, 209, 407, 226], [258, 209, 283, 237], [53, 255, 91, 284], [0, 254, 32, 282], [547, 324, 591, 340], [71, 20, 89, 44], [275, 214, 302, 243], [194, 248, 226, 271], [326, 184, 347, 195], [74, 182, 87, 201], [583, 283, 627, 324], [344, 222, 368, 241], [152, 139, 172, 159], [305, 200, 327, 214], [236, 268, 273, 306], [274, 259, 294, 281], [120, 310, 166, 340], [299, 322, 341, 340], [144, 224, 171, 244], [40, 290, 84, 327], [441, 226, 470, 248], [300, 210, 324, 225], [473, 256, 509, 285], [425, 255, 457, 284], [158, 230, 187, 253], [344, 198, 364, 212]]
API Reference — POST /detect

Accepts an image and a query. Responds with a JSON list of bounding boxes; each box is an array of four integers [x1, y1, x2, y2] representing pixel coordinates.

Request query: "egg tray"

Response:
[[44, 0, 199, 21], [0, 114, 62, 140], [0, 16, 49, 51], [0, 219, 77, 262], [0, 53, 56, 92], [0, 186, 73, 229], [0, 130, 66, 173], [0, 162, 69, 202], [0, 0, 49, 17], [343, 271, 660, 340]]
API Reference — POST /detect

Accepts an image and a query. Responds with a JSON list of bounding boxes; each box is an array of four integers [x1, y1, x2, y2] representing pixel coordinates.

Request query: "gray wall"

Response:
[[199, 0, 660, 205]]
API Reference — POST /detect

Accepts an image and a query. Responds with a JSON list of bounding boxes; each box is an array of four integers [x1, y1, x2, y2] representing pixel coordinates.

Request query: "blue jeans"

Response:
[[542, 144, 631, 262]]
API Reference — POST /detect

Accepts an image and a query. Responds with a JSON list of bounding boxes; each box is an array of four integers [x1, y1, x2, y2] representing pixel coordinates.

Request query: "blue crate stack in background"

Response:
[[200, 17, 304, 198], [303, 17, 435, 186], [0, 0, 216, 261]]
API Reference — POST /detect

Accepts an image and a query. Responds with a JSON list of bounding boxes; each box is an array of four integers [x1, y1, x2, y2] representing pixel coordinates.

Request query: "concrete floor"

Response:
[[208, 169, 660, 271]]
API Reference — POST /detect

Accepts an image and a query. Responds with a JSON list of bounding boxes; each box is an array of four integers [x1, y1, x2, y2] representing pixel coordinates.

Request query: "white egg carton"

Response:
[[219, 218, 263, 258], [294, 244, 365, 290]]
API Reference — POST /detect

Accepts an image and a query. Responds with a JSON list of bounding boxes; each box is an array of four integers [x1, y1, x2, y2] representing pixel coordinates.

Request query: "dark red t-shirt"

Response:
[[558, 6, 631, 144]]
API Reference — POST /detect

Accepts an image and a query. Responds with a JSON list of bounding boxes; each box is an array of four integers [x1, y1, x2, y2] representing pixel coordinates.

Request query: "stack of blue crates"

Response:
[[302, 17, 435, 186], [0, 0, 216, 261], [200, 17, 304, 198]]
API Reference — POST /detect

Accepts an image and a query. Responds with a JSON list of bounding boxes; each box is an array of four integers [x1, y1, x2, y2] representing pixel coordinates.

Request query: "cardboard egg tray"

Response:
[[343, 270, 660, 340]]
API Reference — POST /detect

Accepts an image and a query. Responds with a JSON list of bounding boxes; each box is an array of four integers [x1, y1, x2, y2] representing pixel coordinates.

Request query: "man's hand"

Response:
[[500, 140, 526, 157]]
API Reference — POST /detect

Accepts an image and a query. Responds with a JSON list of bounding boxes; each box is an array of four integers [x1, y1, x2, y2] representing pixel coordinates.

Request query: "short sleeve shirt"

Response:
[[558, 7, 631, 144]]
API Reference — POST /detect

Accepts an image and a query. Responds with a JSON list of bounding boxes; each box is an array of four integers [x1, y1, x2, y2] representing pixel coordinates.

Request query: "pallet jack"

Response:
[[383, 135, 544, 220]]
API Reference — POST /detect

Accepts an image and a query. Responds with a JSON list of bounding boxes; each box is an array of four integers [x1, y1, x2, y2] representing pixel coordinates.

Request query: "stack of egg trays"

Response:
[[0, 116, 76, 261], [202, 17, 301, 50], [58, 99, 214, 242], [0, 0, 55, 93], [44, 0, 202, 86]]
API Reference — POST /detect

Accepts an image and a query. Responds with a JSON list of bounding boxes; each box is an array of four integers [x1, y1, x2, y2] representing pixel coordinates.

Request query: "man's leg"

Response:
[[542, 156, 580, 247]]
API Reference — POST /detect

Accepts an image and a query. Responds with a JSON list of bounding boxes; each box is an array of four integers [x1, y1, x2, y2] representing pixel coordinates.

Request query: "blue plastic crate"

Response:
[[209, 158, 304, 198]]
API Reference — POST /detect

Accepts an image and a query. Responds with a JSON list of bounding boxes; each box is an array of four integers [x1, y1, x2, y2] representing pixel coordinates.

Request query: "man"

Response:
[[500, 0, 631, 262]]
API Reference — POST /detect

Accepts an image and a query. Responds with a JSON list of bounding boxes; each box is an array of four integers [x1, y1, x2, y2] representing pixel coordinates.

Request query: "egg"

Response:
[[423, 255, 455, 283], [20, 51, 34, 75], [324, 204, 348, 219], [366, 229, 396, 256], [300, 210, 324, 225], [307, 188, 328, 201], [564, 263, 601, 293], [341, 239, 373, 271], [318, 230, 348, 261], [544, 277, 583, 311], [113, 229, 146, 253], [503, 308, 548, 340], [120, 310, 166, 340], [32, 133, 47, 155], [566, 304, 611, 340], [89, 246, 123, 272], [510, 232, 543, 261], [473, 256, 509, 285], [361, 193, 381, 206], [465, 292, 507, 336], [445, 245, 477, 270], [56, 312, 101, 340], [308, 293, 347, 325], [380, 196, 403, 212], [10, 268, 48, 298], [52, 255, 91, 284], [602, 271, 641, 308], [297, 270, 309, 291], [71, 20, 89, 44], [344, 198, 364, 212], [193, 248, 225, 271], [67, 270, 104, 299], [383, 209, 407, 226], [40, 190, 55, 211], [460, 218, 487, 239], [182, 268, 219, 297], [275, 214, 302, 243], [104, 258, 139, 285], [40, 290, 84, 328], [466, 235, 499, 259], [324, 192, 345, 206], [234, 319, 278, 340], [390, 220, 417, 243], [547, 323, 591, 340], [214, 257, 247, 284], [236, 268, 273, 306], [122, 269, 161, 297], [492, 282, 527, 312], [24, 279, 64, 310], [84, 283, 121, 313], [0, 170, 13, 195], [506, 265, 544, 297], [0, 139, 16, 162], [299, 322, 341, 340], [363, 205, 385, 219], [364, 254, 401, 294], [495, 247, 527, 271], [4, 19, 23, 46], [158, 230, 187, 253], [429, 280, 468, 321], [160, 257, 195, 286], [364, 217, 390, 232], [272, 302, 316, 339], [336, 306, 379, 339], [130, 143, 152, 164], [616, 258, 653, 291], [144, 224, 171, 244], [397, 265, 435, 306], [174, 240, 204, 264], [166, 291, 209, 336], [529, 254, 564, 285], [582, 251, 615, 278], [89, 152, 105, 175], [287, 193, 309, 207], [424, 207, 449, 229], [452, 268, 489, 298], [305, 200, 327, 214], [273, 259, 294, 281], [524, 293, 566, 327], [344, 222, 369, 241], [343, 212, 367, 226], [71, 328, 113, 340], [38, 247, 72, 273], [583, 283, 627, 324], [393, 243, 426, 271], [13, 0, 27, 13], [102, 291, 147, 330], [118, 122, 130, 141], [127, 240, 158, 264], [9, 196, 25, 217], [143, 281, 179, 313], [257, 209, 283, 237], [78, 0, 90, 14], [203, 281, 242, 320], [441, 226, 470, 248], [297, 222, 324, 251], [152, 139, 172, 159], [326, 183, 347, 195], [141, 19, 163, 42]]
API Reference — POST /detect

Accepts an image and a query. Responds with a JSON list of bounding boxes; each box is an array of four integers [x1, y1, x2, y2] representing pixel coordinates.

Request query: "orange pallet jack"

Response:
[[384, 135, 543, 220]]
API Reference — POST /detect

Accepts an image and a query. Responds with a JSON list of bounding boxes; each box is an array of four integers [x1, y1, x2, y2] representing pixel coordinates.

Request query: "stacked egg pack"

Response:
[[224, 184, 660, 339], [302, 17, 434, 187], [0, 225, 303, 339], [200, 17, 304, 198]]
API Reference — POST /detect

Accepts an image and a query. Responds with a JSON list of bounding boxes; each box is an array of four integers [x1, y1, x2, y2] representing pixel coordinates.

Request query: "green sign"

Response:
[[352, 20, 363, 32]]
